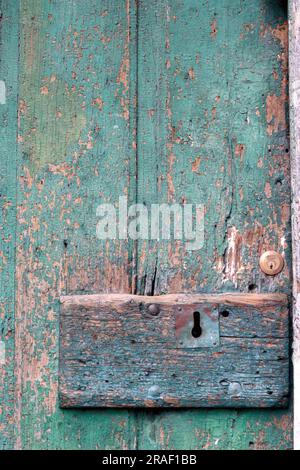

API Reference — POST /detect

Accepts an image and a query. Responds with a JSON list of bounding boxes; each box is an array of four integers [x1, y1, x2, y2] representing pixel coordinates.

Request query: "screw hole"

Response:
[[220, 310, 230, 318], [248, 283, 257, 292]]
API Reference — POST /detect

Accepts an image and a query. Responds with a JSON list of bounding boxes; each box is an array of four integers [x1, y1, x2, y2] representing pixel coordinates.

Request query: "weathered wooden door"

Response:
[[0, 0, 292, 449]]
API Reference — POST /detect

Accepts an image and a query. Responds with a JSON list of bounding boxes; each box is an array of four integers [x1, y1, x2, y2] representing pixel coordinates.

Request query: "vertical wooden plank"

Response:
[[136, 409, 292, 450], [136, 0, 292, 450], [289, 0, 300, 451], [135, 0, 168, 294], [0, 0, 19, 450], [137, 0, 291, 296], [14, 0, 138, 449]]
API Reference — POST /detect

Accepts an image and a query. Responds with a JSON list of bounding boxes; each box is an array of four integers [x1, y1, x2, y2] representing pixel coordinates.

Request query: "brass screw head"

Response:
[[259, 251, 284, 276]]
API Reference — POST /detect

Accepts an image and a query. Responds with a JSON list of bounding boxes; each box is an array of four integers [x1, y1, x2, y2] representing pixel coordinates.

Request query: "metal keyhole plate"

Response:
[[175, 304, 219, 348]]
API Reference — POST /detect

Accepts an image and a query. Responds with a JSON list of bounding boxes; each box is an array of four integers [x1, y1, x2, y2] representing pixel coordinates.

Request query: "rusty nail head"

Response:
[[148, 304, 160, 316]]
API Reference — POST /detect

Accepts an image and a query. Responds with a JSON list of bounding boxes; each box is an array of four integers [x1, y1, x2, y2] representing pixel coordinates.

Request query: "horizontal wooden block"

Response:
[[59, 293, 290, 408]]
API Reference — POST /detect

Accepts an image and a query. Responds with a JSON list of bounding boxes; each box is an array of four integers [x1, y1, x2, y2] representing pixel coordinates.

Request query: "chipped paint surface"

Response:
[[0, 341, 5, 365], [18, 0, 87, 170], [0, 0, 19, 449], [0, 0, 292, 450], [132, 0, 292, 450], [13, 0, 136, 450], [0, 80, 6, 104], [60, 293, 289, 408]]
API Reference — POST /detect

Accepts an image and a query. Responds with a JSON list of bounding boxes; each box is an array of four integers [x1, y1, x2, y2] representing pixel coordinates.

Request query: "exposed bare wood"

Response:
[[61, 292, 288, 308]]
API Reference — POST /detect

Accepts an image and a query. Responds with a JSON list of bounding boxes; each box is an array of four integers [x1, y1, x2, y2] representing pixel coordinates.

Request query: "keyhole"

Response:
[[191, 311, 202, 338]]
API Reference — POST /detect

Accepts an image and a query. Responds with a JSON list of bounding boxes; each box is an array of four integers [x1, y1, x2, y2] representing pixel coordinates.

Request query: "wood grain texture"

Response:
[[0, 0, 19, 449], [136, 0, 291, 296], [14, 0, 138, 449], [61, 292, 288, 307], [0, 0, 292, 450], [60, 293, 289, 408], [133, 0, 292, 450], [289, 0, 300, 450]]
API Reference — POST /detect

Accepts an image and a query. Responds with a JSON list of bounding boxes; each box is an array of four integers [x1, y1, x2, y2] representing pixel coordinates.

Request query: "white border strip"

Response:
[[289, 0, 300, 451]]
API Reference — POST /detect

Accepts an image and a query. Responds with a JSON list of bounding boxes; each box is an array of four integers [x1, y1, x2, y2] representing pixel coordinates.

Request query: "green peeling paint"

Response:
[[19, 0, 86, 170], [0, 0, 292, 450]]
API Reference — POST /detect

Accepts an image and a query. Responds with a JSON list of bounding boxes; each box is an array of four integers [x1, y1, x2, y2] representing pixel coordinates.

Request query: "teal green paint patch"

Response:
[[0, 0, 19, 450], [0, 341, 5, 365], [0, 80, 6, 104]]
